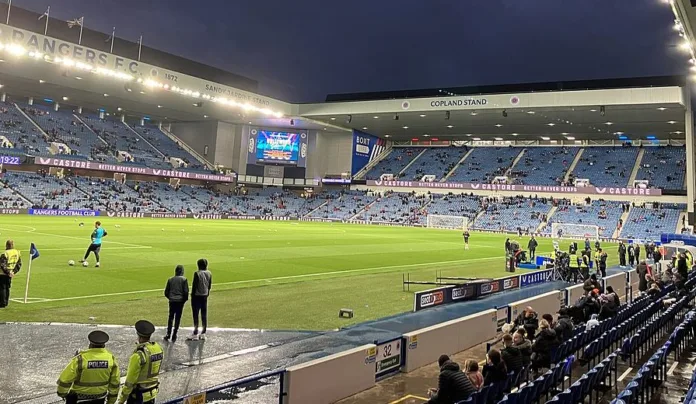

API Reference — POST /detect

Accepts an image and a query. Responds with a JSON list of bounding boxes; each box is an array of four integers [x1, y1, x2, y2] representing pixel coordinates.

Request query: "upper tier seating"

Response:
[[619, 204, 684, 241], [355, 191, 426, 224], [635, 146, 686, 190], [399, 147, 467, 181], [474, 196, 552, 233], [364, 148, 421, 180], [0, 102, 51, 154], [571, 147, 639, 187], [447, 147, 521, 183], [545, 200, 623, 238], [512, 147, 579, 185], [130, 124, 206, 171]]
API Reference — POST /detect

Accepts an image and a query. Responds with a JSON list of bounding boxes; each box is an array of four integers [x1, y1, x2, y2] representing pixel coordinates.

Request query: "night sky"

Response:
[[14, 0, 688, 102]]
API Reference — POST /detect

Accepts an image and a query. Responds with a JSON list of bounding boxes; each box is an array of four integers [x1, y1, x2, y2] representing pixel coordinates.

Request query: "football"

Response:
[[82, 261, 89, 267], [68, 260, 75, 266]]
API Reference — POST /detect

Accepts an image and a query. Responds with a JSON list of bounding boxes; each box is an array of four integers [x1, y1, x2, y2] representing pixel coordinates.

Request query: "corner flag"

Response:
[[30, 243, 39, 260]]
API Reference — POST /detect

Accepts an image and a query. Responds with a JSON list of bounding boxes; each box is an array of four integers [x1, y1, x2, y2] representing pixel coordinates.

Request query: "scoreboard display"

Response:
[[256, 131, 300, 163]]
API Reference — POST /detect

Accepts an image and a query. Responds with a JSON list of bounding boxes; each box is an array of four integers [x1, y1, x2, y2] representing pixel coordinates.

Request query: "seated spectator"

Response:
[[531, 319, 559, 372], [427, 354, 477, 404], [598, 293, 618, 321], [483, 349, 508, 386], [605, 286, 620, 306], [637, 260, 649, 292], [513, 306, 539, 340], [583, 274, 602, 293], [554, 308, 574, 341], [513, 329, 532, 367], [464, 359, 483, 391], [646, 281, 662, 300], [500, 334, 523, 373], [585, 313, 599, 331]]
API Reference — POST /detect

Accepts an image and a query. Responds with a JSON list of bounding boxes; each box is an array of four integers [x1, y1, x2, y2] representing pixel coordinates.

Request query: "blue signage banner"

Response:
[[352, 130, 386, 175], [520, 269, 553, 287], [28, 209, 100, 216]]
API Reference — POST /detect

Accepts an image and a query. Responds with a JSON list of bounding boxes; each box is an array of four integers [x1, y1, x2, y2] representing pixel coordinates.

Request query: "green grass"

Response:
[[0, 217, 617, 330]]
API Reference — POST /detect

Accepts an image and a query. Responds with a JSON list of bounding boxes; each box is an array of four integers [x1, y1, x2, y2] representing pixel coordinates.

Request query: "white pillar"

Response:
[[77, 106, 83, 114], [54, 103, 59, 112], [99, 111, 105, 119], [140, 118, 145, 126], [120, 114, 125, 123], [1, 93, 6, 103], [28, 97, 33, 105], [685, 92, 695, 224], [167, 123, 171, 132]]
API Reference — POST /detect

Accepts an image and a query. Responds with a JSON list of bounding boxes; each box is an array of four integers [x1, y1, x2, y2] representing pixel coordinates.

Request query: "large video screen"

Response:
[[256, 131, 300, 164]]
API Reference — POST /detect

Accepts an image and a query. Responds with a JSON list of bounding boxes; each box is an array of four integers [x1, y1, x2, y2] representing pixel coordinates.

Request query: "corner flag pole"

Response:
[[23, 254, 33, 304]]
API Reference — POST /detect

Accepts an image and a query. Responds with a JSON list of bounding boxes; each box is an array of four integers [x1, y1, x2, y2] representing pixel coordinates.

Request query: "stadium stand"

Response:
[[511, 147, 580, 186], [635, 146, 686, 190], [570, 146, 639, 187], [67, 176, 165, 213], [364, 147, 421, 180], [619, 203, 685, 241], [0, 179, 29, 208], [544, 200, 623, 238], [308, 190, 376, 220], [3, 171, 99, 210], [473, 196, 552, 233], [355, 191, 427, 224], [129, 124, 207, 171], [447, 147, 521, 183], [0, 101, 52, 154], [423, 193, 483, 223], [399, 147, 467, 181]]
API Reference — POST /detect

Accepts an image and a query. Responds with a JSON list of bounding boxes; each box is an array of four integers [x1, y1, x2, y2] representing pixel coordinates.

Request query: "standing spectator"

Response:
[[531, 319, 559, 373], [554, 308, 574, 341], [464, 359, 484, 391], [528, 236, 538, 259], [187, 258, 212, 341], [677, 252, 689, 281], [426, 355, 477, 404], [483, 349, 508, 386], [598, 248, 608, 278], [618, 241, 627, 268], [605, 286, 620, 306], [164, 265, 189, 342], [501, 334, 523, 373], [628, 244, 635, 267], [635, 244, 641, 263], [637, 260, 649, 293], [513, 329, 532, 367], [514, 307, 539, 340]]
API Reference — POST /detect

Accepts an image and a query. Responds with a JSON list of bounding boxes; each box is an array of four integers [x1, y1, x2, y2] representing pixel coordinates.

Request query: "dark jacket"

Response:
[[514, 312, 539, 340], [637, 263, 649, 292], [164, 268, 189, 303], [528, 239, 538, 250], [501, 345, 524, 373], [427, 360, 477, 404], [677, 258, 688, 281], [554, 315, 574, 341], [514, 339, 532, 366], [583, 279, 601, 292], [192, 269, 212, 297], [531, 328, 559, 369], [483, 362, 508, 387], [598, 299, 617, 321]]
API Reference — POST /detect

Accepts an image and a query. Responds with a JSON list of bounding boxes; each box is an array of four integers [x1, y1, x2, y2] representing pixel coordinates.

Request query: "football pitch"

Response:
[[0, 217, 616, 330]]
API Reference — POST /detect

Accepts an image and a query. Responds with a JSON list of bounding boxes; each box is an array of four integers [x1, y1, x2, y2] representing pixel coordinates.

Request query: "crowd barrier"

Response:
[[628, 269, 639, 302], [603, 272, 627, 302], [565, 283, 586, 307]]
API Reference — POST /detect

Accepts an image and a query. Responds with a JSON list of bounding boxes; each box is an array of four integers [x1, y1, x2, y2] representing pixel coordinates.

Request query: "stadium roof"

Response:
[[299, 78, 688, 141]]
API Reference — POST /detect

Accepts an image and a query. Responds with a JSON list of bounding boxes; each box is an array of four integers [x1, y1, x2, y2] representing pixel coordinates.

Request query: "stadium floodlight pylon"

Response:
[[551, 222, 600, 240], [426, 214, 468, 230]]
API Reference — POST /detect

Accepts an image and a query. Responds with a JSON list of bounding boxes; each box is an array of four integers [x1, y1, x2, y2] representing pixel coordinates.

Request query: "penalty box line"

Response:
[[21, 255, 506, 304]]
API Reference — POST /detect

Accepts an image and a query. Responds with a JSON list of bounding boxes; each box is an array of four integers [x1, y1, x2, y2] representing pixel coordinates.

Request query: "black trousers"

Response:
[[0, 276, 11, 308], [529, 248, 536, 259], [599, 264, 607, 278], [191, 295, 208, 335], [166, 301, 185, 337], [619, 254, 626, 266], [84, 243, 101, 262]]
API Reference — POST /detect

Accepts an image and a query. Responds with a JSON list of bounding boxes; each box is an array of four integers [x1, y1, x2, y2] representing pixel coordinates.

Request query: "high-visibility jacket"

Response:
[[56, 348, 120, 404], [686, 251, 694, 268], [569, 254, 579, 268], [118, 342, 163, 404], [0, 248, 21, 275]]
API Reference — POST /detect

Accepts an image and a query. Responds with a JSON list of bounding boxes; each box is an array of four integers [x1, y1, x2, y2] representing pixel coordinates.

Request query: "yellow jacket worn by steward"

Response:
[[56, 348, 120, 404], [118, 342, 163, 404], [0, 248, 22, 274]]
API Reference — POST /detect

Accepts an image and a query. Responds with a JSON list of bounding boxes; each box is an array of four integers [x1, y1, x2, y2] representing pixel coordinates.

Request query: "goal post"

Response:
[[551, 222, 600, 240], [426, 214, 468, 230]]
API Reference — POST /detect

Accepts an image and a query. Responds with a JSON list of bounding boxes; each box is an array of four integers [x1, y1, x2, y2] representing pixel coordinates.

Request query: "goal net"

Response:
[[551, 223, 600, 240], [427, 214, 468, 230]]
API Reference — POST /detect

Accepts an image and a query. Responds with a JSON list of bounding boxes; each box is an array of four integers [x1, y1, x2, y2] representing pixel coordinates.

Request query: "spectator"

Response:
[[583, 274, 601, 293], [531, 319, 558, 372], [598, 293, 617, 321], [554, 308, 574, 341], [513, 329, 532, 367], [637, 260, 649, 292], [163, 265, 188, 342], [677, 253, 689, 281], [483, 349, 508, 386], [514, 306, 539, 340], [187, 258, 212, 341], [605, 286, 620, 307], [501, 334, 524, 373], [426, 354, 477, 404], [464, 359, 483, 391], [585, 313, 599, 331]]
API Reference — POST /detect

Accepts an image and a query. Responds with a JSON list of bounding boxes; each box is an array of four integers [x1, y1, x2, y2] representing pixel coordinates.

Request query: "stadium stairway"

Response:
[[537, 205, 557, 233], [120, 121, 167, 160], [627, 148, 646, 186], [504, 148, 526, 177], [613, 210, 632, 239], [14, 102, 52, 143], [354, 146, 393, 180], [564, 148, 584, 184], [442, 148, 475, 182], [397, 148, 428, 178], [159, 125, 216, 170]]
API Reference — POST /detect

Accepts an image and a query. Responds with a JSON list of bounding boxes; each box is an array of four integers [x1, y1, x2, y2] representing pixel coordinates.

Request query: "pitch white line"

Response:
[[181, 344, 271, 366], [618, 367, 633, 381], [37, 246, 152, 251], [22, 255, 505, 304], [24, 230, 150, 247]]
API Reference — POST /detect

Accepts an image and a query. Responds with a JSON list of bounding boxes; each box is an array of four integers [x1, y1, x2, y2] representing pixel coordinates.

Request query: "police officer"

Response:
[[118, 320, 163, 404], [56, 330, 120, 404], [0, 239, 22, 308]]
